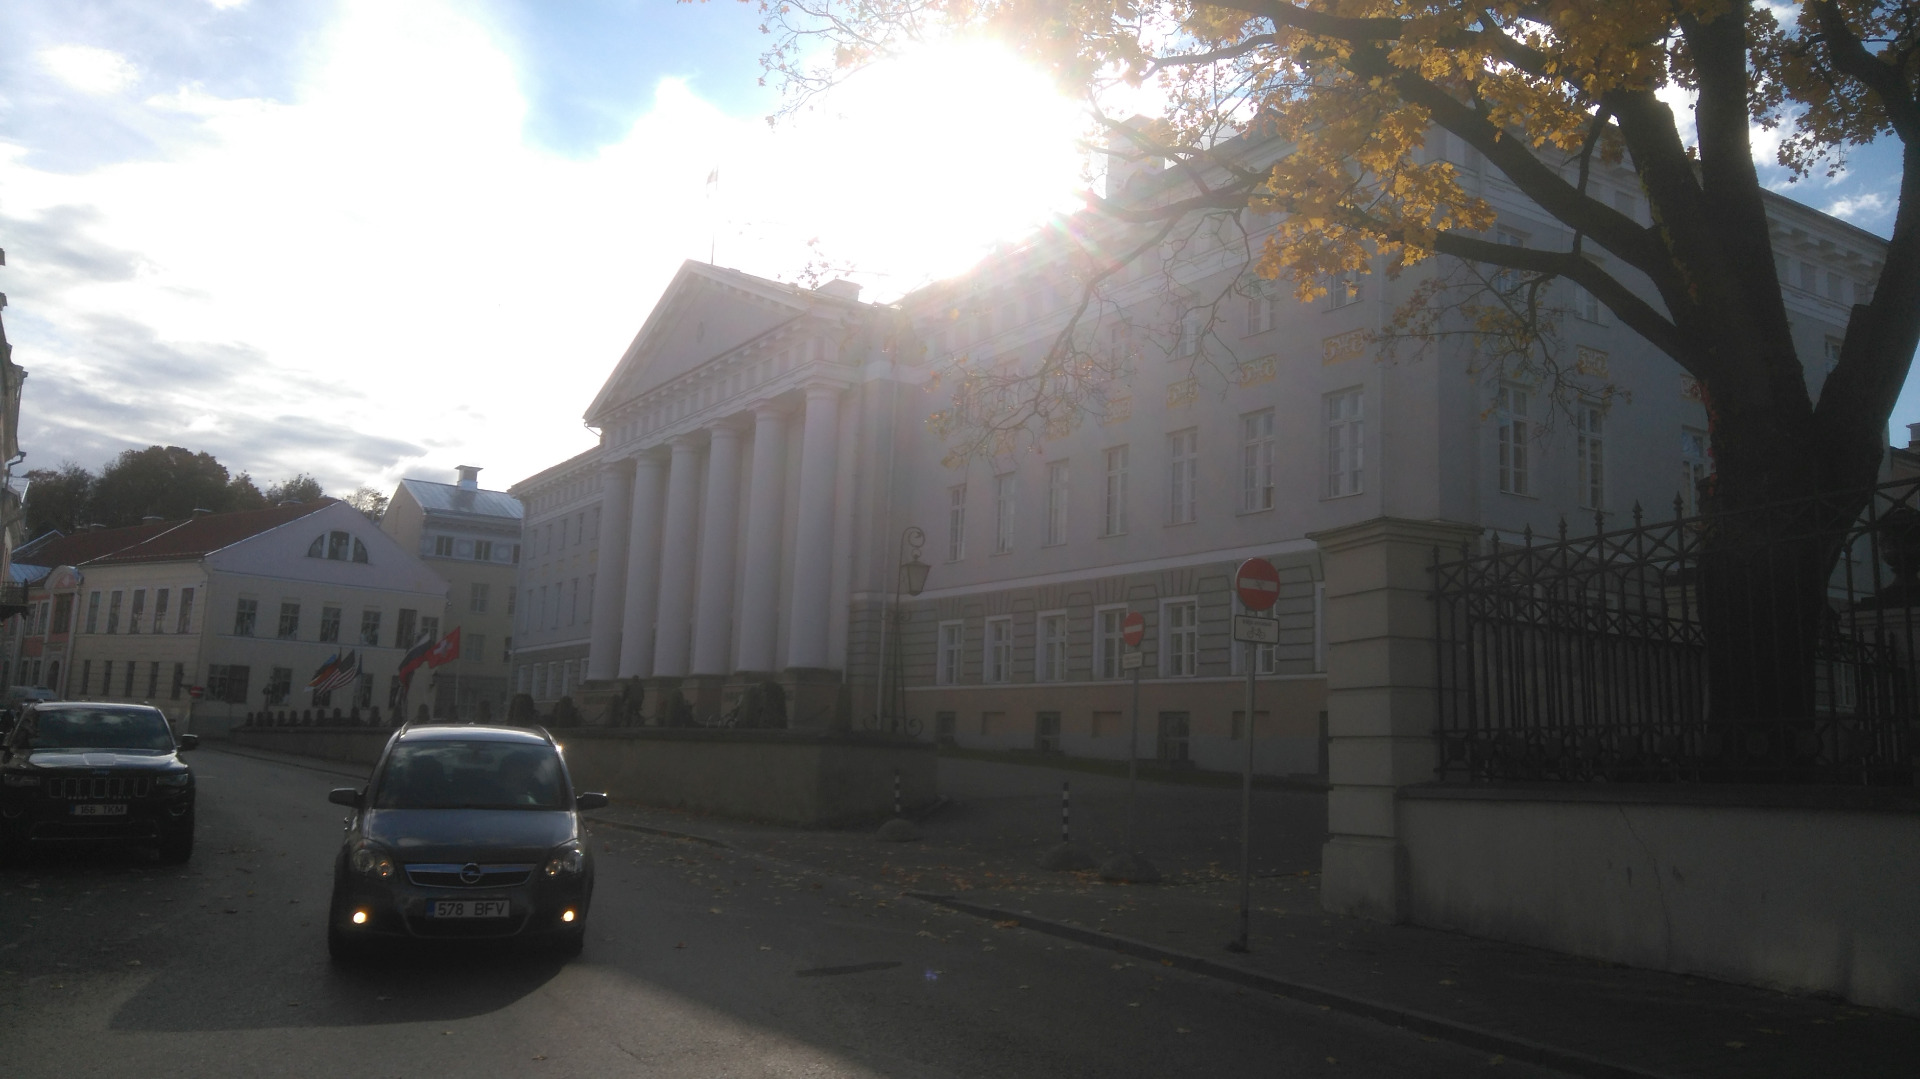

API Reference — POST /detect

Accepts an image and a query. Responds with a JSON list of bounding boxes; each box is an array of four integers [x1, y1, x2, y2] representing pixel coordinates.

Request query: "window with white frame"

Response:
[[1162, 599, 1199, 677], [1491, 226, 1527, 293], [1095, 606, 1126, 680], [1573, 261, 1608, 323], [994, 472, 1016, 554], [1328, 269, 1367, 308], [936, 621, 964, 685], [1577, 402, 1607, 510], [1045, 460, 1068, 546], [1167, 429, 1198, 524], [1037, 612, 1067, 682], [1325, 388, 1364, 497], [947, 484, 967, 561], [1245, 288, 1274, 336], [1681, 427, 1711, 514], [1241, 410, 1274, 511], [1103, 445, 1129, 535], [1496, 384, 1531, 495], [1175, 310, 1201, 358], [984, 617, 1013, 683]]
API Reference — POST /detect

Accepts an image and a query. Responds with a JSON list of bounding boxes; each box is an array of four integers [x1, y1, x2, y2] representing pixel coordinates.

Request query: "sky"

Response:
[[0, 0, 1912, 498]]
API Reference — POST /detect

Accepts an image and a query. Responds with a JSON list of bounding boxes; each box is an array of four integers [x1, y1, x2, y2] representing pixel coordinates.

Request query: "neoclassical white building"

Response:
[[511, 128, 1881, 776]]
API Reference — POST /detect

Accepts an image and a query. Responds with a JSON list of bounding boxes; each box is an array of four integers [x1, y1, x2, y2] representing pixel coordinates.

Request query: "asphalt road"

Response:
[[0, 747, 1554, 1078]]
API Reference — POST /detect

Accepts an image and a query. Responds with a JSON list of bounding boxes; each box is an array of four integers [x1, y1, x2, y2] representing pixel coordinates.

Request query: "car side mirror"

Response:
[[575, 791, 608, 810], [328, 787, 364, 808], [176, 734, 200, 751]]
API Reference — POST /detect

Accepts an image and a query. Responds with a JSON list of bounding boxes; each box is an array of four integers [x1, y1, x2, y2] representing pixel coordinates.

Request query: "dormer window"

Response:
[[307, 530, 369, 563]]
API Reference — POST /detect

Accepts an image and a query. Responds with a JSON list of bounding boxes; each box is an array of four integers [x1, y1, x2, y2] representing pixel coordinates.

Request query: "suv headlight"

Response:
[[544, 842, 585, 877], [2, 773, 39, 787], [349, 843, 395, 879], [154, 772, 191, 788]]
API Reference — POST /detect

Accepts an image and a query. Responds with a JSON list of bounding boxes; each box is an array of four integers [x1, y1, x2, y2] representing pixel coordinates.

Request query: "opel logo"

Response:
[[459, 863, 483, 884]]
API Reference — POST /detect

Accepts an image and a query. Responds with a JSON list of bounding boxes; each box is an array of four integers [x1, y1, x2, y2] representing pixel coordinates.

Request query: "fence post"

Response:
[[1308, 516, 1480, 923], [1061, 780, 1070, 844]]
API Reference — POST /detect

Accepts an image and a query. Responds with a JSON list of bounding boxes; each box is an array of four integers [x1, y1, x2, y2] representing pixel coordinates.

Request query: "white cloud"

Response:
[[1, 0, 1089, 493], [1827, 192, 1888, 222], [207, 0, 250, 9], [39, 44, 139, 96]]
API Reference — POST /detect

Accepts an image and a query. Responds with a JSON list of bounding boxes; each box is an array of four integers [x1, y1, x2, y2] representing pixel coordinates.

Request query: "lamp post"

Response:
[[883, 526, 930, 732]]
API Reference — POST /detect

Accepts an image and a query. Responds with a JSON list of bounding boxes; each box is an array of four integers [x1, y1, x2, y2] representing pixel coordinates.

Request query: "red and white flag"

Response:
[[425, 627, 462, 668]]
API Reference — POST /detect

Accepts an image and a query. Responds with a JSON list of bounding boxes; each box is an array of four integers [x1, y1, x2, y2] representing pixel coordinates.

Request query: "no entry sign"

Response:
[[1121, 611, 1145, 647], [1235, 557, 1281, 612]]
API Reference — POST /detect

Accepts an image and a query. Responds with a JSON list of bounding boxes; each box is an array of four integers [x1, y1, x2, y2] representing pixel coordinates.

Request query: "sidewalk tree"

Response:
[[745, 0, 1920, 766]]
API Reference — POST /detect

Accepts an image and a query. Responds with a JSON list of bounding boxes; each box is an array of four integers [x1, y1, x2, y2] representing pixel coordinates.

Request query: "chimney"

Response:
[[1907, 422, 1920, 451], [455, 465, 481, 491]]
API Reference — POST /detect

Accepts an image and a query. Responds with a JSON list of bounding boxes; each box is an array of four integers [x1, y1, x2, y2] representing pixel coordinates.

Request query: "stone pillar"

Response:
[[586, 458, 635, 681], [616, 453, 667, 678], [736, 405, 788, 674], [1309, 516, 1479, 923], [784, 385, 841, 671], [691, 424, 743, 676], [650, 435, 703, 678]]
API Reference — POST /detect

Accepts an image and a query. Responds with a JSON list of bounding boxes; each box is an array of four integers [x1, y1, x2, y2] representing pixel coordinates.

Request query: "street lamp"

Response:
[[885, 526, 929, 732]]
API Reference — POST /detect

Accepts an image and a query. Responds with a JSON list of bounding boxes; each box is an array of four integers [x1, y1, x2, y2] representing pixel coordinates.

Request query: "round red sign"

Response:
[[1120, 611, 1146, 647], [1235, 557, 1282, 612]]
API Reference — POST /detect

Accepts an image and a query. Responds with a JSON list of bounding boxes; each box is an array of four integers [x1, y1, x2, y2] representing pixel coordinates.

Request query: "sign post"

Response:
[[1229, 557, 1281, 953], [1120, 611, 1145, 857]]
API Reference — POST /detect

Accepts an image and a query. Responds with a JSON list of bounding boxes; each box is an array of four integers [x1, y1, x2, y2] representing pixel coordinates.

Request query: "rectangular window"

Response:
[[85, 591, 101, 633], [206, 665, 250, 705], [122, 661, 135, 697], [1038, 612, 1067, 682], [176, 588, 195, 634], [1034, 711, 1062, 753], [1045, 460, 1068, 546], [1325, 389, 1365, 497], [51, 594, 73, 635], [1163, 599, 1199, 677], [1095, 606, 1126, 680], [171, 663, 184, 701], [107, 591, 124, 634], [474, 540, 493, 562], [262, 666, 291, 705], [421, 616, 439, 642], [80, 660, 91, 696], [936, 621, 964, 685], [1496, 385, 1530, 495], [1241, 410, 1275, 512], [319, 606, 341, 643], [1103, 446, 1129, 536], [984, 617, 1013, 683], [434, 536, 454, 557], [357, 673, 374, 710], [1328, 270, 1366, 308], [102, 661, 113, 698], [1681, 427, 1711, 515], [1167, 428, 1198, 524], [359, 609, 382, 647], [1245, 289, 1273, 335], [469, 634, 485, 664], [1492, 226, 1527, 293], [396, 609, 418, 649], [994, 473, 1016, 554], [233, 597, 257, 637], [470, 582, 490, 612], [129, 589, 146, 634], [1577, 403, 1607, 510], [278, 601, 300, 639], [947, 484, 967, 561], [151, 589, 168, 634], [569, 579, 579, 624]]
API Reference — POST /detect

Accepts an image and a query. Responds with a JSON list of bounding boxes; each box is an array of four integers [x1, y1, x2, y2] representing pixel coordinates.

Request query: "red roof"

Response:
[[90, 499, 338, 565], [12, 520, 182, 569]]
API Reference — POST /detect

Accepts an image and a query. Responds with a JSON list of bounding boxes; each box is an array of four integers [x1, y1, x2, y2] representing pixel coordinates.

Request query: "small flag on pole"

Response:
[[397, 632, 434, 680], [306, 652, 341, 690], [425, 627, 462, 669]]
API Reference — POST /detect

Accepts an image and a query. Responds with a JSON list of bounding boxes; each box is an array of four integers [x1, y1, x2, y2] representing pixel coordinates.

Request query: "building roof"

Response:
[[10, 500, 338, 571], [11, 520, 184, 570], [398, 478, 523, 521]]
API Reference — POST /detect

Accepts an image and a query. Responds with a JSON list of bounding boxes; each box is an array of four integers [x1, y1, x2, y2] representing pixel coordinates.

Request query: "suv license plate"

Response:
[[71, 804, 128, 816], [431, 899, 509, 919]]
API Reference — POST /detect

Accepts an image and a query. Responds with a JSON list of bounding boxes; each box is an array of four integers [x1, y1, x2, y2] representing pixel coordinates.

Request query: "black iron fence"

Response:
[[1432, 480, 1920, 785]]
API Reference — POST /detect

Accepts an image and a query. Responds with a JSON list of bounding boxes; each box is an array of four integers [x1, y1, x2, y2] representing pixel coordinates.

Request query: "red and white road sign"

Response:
[[1121, 611, 1146, 647], [1235, 557, 1281, 611]]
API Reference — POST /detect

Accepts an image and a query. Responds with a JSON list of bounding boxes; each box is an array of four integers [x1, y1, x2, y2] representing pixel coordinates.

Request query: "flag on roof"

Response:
[[397, 632, 434, 679], [305, 653, 341, 690], [425, 627, 461, 669]]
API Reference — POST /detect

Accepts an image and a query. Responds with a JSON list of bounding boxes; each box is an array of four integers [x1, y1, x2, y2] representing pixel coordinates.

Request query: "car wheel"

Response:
[[156, 813, 194, 864]]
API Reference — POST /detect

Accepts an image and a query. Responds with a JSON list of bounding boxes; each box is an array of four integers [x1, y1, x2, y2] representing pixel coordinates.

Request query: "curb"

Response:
[[584, 813, 731, 849], [905, 892, 1675, 1079], [203, 742, 370, 781]]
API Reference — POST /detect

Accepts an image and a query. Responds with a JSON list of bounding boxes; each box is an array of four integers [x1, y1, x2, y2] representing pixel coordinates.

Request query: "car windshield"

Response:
[[25, 708, 175, 751], [372, 740, 564, 810]]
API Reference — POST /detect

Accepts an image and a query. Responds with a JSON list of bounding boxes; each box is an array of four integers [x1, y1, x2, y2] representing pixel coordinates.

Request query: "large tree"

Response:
[[20, 462, 95, 538], [750, 0, 1919, 515], [91, 446, 245, 527]]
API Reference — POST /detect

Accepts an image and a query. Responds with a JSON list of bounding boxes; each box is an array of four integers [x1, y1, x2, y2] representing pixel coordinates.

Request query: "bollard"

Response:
[[1061, 780, 1071, 845], [1039, 777, 1095, 871], [893, 768, 902, 817], [878, 766, 920, 842]]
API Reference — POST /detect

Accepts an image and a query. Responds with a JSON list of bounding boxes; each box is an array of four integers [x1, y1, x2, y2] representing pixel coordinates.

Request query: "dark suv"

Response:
[[326, 724, 606, 960], [0, 702, 198, 863]]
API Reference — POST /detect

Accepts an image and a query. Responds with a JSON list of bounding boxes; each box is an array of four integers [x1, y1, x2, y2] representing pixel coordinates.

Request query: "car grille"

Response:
[[46, 775, 153, 800], [404, 863, 536, 888]]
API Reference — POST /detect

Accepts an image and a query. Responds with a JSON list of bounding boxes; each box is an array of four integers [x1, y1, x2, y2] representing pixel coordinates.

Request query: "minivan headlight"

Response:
[[350, 843, 395, 879], [544, 842, 585, 877]]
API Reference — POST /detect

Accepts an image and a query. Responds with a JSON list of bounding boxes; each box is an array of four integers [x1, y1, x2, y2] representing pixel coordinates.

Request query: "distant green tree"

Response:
[[344, 485, 389, 521], [21, 462, 95, 536], [225, 472, 266, 512], [266, 473, 325, 503], [91, 446, 238, 526]]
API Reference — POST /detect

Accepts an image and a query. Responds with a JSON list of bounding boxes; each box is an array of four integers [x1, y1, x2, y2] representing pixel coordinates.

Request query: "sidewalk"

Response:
[[586, 753, 1920, 1079]]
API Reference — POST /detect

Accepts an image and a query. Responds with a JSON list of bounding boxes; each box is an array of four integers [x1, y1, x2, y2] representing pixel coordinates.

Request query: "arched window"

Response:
[[308, 531, 371, 564]]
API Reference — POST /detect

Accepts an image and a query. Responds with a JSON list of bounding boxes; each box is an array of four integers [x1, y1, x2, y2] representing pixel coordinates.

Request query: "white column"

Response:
[[736, 405, 788, 673], [586, 458, 635, 681], [691, 425, 744, 675], [651, 435, 703, 677], [615, 454, 667, 678], [785, 385, 842, 670]]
